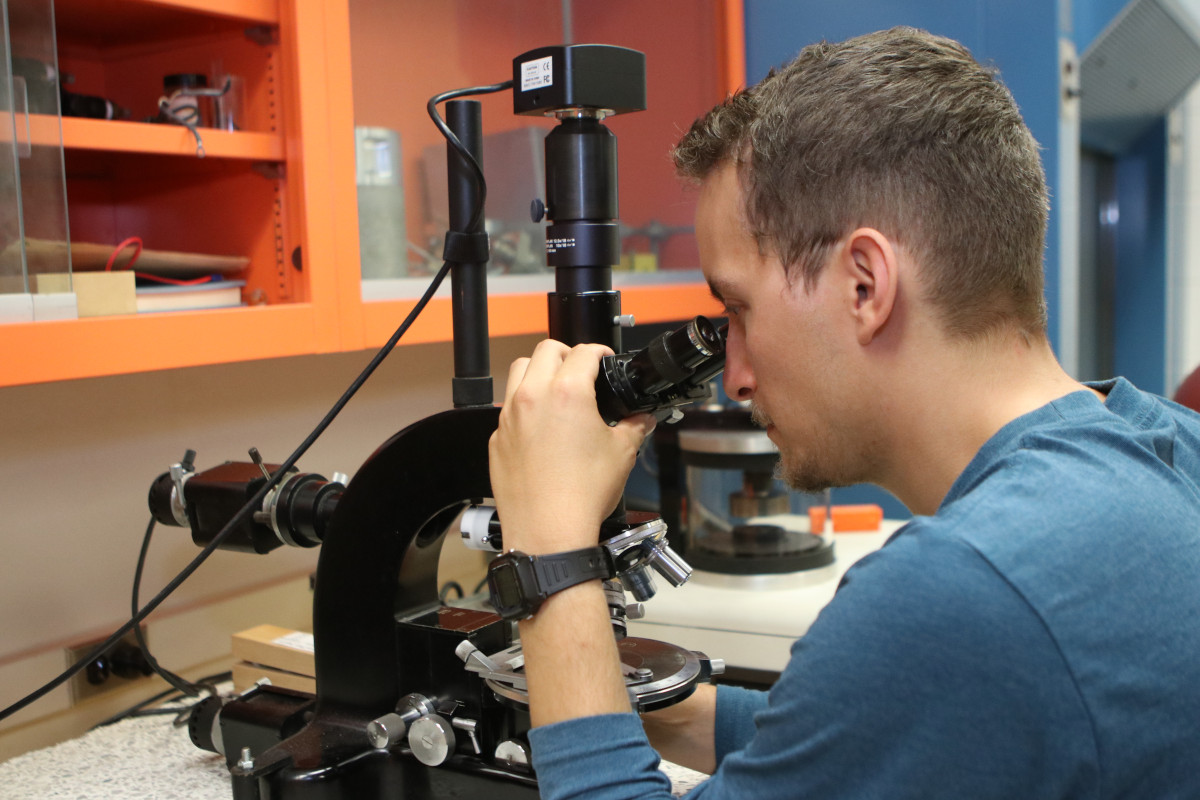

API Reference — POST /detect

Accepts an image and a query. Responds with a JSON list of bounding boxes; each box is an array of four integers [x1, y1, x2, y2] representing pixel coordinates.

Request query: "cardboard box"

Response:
[[231, 624, 316, 694], [35, 272, 136, 318]]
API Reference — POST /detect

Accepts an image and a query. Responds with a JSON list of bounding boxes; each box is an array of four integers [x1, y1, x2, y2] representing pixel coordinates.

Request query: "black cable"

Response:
[[0, 78, 509, 725], [0, 261, 452, 724], [426, 80, 514, 232], [91, 669, 232, 730], [133, 515, 202, 696]]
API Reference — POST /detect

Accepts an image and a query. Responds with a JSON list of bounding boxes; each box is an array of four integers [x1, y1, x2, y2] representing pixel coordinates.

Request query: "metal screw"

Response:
[[237, 746, 254, 770]]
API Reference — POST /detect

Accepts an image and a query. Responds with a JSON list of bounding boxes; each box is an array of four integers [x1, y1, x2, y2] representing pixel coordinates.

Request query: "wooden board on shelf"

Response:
[[22, 239, 249, 277]]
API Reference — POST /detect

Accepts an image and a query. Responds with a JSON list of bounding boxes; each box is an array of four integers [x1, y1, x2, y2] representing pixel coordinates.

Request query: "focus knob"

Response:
[[408, 714, 456, 766]]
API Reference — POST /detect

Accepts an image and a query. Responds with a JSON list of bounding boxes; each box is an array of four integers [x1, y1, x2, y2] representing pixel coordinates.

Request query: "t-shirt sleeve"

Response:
[[528, 713, 675, 800], [713, 684, 767, 765]]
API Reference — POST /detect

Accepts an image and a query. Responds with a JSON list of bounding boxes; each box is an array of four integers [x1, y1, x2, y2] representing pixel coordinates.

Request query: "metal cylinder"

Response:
[[544, 117, 617, 223], [619, 565, 657, 602], [648, 543, 692, 587]]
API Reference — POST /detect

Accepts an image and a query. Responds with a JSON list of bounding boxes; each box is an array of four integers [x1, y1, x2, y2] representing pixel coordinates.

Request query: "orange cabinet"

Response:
[[0, 0, 740, 388]]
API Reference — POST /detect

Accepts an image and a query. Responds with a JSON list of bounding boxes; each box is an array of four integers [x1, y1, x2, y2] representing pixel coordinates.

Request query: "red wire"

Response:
[[104, 236, 217, 286], [138, 273, 217, 286], [105, 236, 143, 271]]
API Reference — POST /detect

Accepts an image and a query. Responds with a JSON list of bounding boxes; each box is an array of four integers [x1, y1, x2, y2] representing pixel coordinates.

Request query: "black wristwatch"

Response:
[[487, 546, 614, 621]]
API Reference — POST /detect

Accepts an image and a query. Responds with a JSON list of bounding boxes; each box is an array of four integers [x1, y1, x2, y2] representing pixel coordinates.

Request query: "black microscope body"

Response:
[[149, 45, 725, 800]]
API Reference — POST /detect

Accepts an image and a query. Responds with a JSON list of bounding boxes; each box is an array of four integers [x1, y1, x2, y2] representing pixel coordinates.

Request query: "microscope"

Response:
[[146, 45, 725, 799]]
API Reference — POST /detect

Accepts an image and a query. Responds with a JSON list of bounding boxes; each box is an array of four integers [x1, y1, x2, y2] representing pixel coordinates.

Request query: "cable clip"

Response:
[[441, 230, 491, 264]]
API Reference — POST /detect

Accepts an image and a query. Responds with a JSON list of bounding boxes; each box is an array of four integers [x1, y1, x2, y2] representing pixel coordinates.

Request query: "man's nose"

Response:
[[722, 340, 755, 401]]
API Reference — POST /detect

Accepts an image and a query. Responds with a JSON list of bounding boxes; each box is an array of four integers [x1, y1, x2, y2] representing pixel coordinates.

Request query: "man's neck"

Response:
[[873, 332, 1097, 516]]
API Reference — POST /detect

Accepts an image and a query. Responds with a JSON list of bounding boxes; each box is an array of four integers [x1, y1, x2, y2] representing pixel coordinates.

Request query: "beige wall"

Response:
[[0, 333, 540, 737]]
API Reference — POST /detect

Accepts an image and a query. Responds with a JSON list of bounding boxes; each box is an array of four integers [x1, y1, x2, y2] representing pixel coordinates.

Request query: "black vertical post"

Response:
[[543, 115, 623, 353], [446, 99, 494, 408]]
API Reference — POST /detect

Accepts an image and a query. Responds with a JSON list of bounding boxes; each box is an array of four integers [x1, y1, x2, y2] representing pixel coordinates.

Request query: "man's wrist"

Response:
[[499, 517, 602, 556], [487, 545, 613, 620]]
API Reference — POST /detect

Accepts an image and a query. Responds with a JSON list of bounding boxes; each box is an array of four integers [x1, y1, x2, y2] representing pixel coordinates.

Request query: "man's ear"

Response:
[[839, 228, 898, 346]]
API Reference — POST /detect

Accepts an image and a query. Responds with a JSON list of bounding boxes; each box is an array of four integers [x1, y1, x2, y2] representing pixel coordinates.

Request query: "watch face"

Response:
[[490, 562, 524, 612]]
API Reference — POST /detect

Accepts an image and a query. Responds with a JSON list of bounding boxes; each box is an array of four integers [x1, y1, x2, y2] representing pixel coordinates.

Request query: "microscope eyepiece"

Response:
[[595, 316, 725, 425]]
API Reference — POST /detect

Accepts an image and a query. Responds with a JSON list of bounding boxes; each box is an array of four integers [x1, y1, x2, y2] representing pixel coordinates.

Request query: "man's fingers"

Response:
[[505, 341, 614, 411], [615, 413, 657, 449], [514, 339, 573, 392], [503, 357, 532, 407]]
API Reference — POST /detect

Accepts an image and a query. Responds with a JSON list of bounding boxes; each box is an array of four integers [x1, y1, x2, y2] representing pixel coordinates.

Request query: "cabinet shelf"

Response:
[[38, 116, 284, 160], [2, 304, 334, 385]]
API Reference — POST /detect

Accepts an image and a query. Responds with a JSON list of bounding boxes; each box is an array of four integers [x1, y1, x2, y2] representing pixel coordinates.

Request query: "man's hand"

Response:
[[489, 340, 656, 728], [489, 339, 655, 555], [642, 683, 718, 774]]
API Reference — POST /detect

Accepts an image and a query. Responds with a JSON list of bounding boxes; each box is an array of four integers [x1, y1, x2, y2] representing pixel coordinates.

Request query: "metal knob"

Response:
[[398, 692, 436, 721], [367, 713, 407, 750], [367, 693, 435, 750], [408, 714, 456, 766], [494, 738, 532, 772]]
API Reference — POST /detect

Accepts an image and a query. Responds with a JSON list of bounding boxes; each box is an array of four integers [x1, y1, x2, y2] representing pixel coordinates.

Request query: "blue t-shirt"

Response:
[[528, 378, 1200, 799]]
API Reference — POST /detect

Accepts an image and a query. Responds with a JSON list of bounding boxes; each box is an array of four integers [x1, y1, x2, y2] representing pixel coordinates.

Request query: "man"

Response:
[[488, 27, 1200, 799]]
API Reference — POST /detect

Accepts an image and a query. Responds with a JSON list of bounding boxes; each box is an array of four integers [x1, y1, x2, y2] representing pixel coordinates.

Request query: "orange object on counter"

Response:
[[808, 505, 828, 534], [831, 504, 884, 532]]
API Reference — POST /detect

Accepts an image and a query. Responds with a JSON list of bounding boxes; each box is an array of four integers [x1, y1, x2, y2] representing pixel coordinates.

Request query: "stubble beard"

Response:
[[750, 401, 864, 494]]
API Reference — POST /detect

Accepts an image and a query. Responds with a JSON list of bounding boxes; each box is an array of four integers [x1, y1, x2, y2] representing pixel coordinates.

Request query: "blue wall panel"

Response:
[[742, 1, 1061, 518], [1114, 118, 1168, 395], [1072, 0, 1131, 51]]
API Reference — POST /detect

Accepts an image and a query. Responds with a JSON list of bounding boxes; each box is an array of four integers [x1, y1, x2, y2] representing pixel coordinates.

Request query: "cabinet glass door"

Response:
[[348, 0, 728, 303], [1, 0, 71, 320]]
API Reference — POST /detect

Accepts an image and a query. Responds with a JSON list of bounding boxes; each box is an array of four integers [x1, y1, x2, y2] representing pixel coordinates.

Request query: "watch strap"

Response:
[[532, 546, 613, 596]]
